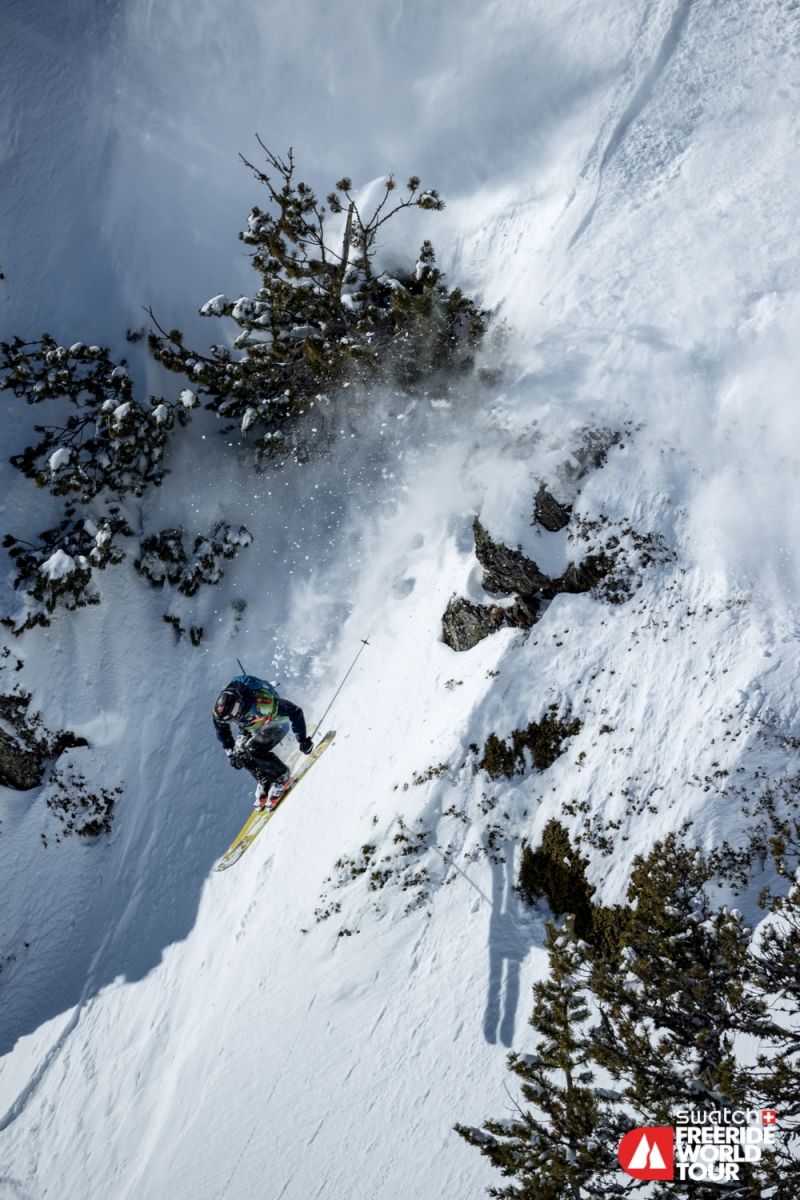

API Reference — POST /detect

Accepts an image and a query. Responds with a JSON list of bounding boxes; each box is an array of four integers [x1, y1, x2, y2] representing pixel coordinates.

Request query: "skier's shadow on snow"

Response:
[[482, 848, 537, 1047]]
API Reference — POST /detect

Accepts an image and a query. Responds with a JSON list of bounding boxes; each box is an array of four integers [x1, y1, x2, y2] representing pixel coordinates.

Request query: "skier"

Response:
[[213, 674, 314, 810]]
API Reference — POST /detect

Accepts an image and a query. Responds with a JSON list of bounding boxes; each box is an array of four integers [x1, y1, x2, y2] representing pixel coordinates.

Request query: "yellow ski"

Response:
[[214, 730, 336, 872]]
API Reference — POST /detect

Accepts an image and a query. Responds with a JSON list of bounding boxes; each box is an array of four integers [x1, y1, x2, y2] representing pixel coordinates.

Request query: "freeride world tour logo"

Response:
[[618, 1110, 778, 1184], [618, 1127, 674, 1180]]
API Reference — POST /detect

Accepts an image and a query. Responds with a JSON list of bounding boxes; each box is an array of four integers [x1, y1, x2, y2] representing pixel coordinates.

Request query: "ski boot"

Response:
[[254, 772, 291, 812]]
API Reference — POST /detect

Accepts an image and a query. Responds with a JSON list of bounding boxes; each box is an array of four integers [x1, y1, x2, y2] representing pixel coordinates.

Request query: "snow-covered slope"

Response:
[[2, 1, 800, 1196]]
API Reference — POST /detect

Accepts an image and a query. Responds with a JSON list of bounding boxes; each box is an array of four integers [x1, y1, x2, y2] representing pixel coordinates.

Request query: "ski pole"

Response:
[[316, 638, 370, 731], [236, 658, 247, 675]]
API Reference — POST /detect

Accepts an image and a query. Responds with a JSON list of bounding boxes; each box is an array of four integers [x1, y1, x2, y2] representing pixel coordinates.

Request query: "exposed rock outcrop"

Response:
[[553, 555, 609, 595], [472, 518, 549, 597], [441, 597, 506, 653], [442, 517, 609, 651], [441, 595, 538, 653], [0, 693, 87, 791], [0, 728, 45, 790], [533, 485, 571, 532]]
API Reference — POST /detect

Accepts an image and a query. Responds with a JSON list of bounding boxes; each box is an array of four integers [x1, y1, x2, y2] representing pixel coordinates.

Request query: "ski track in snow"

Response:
[[2, 0, 800, 1195]]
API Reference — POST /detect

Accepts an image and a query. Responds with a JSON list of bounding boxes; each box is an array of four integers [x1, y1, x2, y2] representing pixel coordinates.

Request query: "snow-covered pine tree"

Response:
[[1, 148, 485, 631], [751, 820, 800, 1198], [148, 143, 486, 464], [587, 836, 775, 1199], [455, 917, 629, 1198], [460, 834, 789, 1199]]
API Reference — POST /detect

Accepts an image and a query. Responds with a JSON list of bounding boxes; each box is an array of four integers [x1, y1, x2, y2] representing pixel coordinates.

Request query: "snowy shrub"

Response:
[[135, 522, 252, 596], [162, 615, 204, 645], [0, 337, 204, 632], [148, 144, 486, 461], [517, 819, 625, 953], [45, 763, 121, 839], [568, 514, 676, 604], [0, 690, 87, 792], [2, 514, 131, 634], [480, 706, 581, 778], [1, 334, 193, 502]]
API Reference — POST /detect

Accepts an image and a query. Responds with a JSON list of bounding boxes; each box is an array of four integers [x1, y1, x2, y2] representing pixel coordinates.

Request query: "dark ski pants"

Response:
[[238, 725, 290, 784], [238, 701, 308, 785]]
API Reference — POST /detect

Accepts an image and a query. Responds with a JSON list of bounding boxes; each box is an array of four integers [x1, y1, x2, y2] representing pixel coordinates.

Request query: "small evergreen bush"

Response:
[[479, 732, 517, 779], [135, 523, 252, 596], [517, 819, 625, 953], [480, 707, 581, 778], [46, 765, 121, 839], [2, 514, 131, 634], [1, 334, 195, 502], [0, 335, 194, 630]]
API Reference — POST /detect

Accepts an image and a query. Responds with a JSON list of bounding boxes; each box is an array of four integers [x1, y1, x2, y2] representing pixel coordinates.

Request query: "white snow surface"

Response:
[[2, 1, 800, 1197]]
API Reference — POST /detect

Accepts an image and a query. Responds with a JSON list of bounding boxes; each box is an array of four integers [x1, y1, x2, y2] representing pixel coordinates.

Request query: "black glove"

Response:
[[226, 747, 244, 770], [299, 737, 314, 756]]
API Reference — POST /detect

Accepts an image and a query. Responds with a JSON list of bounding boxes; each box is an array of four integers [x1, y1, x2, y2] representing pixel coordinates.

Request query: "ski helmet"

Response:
[[214, 682, 246, 722]]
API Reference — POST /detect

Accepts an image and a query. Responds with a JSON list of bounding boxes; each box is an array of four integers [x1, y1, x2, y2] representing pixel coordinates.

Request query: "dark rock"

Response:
[[533, 485, 571, 532], [506, 596, 538, 628], [442, 593, 539, 652], [442, 519, 612, 651], [566, 427, 621, 478], [0, 728, 45, 790], [0, 692, 88, 790], [548, 553, 610, 596], [442, 596, 506, 652], [472, 517, 549, 598], [443, 511, 614, 652]]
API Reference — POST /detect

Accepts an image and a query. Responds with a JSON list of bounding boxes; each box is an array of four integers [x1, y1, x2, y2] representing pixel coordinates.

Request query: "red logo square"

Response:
[[762, 1110, 777, 1125], [618, 1127, 674, 1180]]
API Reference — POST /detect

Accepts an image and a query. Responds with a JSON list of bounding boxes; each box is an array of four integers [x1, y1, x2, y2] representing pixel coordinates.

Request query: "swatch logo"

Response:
[[618, 1127, 675, 1180]]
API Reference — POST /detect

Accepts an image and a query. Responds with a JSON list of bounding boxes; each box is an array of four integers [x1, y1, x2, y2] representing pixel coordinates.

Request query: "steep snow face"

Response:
[[2, 1, 800, 1198]]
